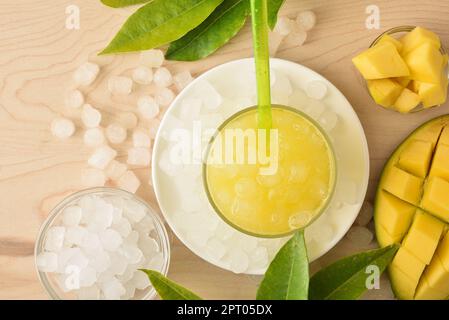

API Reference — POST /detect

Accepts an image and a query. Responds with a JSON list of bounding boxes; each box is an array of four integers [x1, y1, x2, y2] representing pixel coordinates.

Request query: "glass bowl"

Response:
[[34, 187, 170, 300], [362, 25, 448, 113], [202, 105, 337, 239]]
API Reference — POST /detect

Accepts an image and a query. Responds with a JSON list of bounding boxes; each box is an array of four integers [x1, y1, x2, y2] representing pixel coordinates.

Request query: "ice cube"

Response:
[[81, 168, 106, 187], [132, 66, 153, 85], [153, 67, 173, 88], [73, 62, 99, 86], [100, 229, 123, 251], [306, 80, 328, 100], [101, 277, 126, 300], [62, 206, 82, 227], [58, 273, 79, 292], [272, 73, 293, 97], [108, 76, 133, 95], [138, 236, 159, 257], [269, 31, 285, 56], [319, 111, 338, 131], [140, 49, 164, 68], [131, 270, 150, 290], [117, 171, 141, 193], [56, 248, 78, 273], [65, 226, 88, 246], [148, 119, 161, 140], [77, 285, 100, 300], [180, 98, 202, 121], [241, 236, 258, 252], [229, 248, 249, 274], [36, 252, 58, 272], [274, 16, 294, 36], [296, 10, 316, 31], [87, 202, 114, 232], [155, 87, 175, 107], [249, 247, 268, 270], [88, 145, 117, 170], [173, 71, 194, 92], [45, 226, 66, 252], [205, 238, 226, 261], [216, 222, 234, 241], [123, 200, 146, 223], [286, 23, 307, 46], [113, 218, 132, 238], [106, 124, 127, 144], [80, 232, 101, 250], [81, 104, 102, 128], [79, 266, 97, 287], [137, 96, 160, 120], [195, 81, 222, 110], [83, 128, 105, 148], [51, 117, 75, 140], [356, 201, 374, 226], [132, 129, 152, 148], [65, 89, 84, 109], [105, 160, 127, 181], [87, 249, 111, 273], [110, 204, 124, 224], [346, 226, 373, 246], [118, 266, 136, 283], [134, 215, 155, 235], [127, 147, 151, 167], [120, 244, 143, 264], [66, 249, 89, 270]]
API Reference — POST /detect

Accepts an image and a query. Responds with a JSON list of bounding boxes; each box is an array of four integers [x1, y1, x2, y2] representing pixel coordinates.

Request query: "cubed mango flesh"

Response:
[[353, 42, 410, 79], [403, 42, 444, 84], [376, 224, 403, 247], [415, 275, 448, 300], [393, 88, 421, 113], [421, 176, 449, 222], [414, 123, 443, 149], [419, 75, 448, 108], [376, 34, 403, 52], [395, 76, 411, 87], [439, 126, 449, 146], [397, 140, 433, 177], [399, 26, 441, 55], [436, 231, 449, 271], [389, 266, 419, 300], [408, 80, 421, 94], [429, 143, 449, 181], [383, 166, 423, 205], [367, 79, 404, 107]]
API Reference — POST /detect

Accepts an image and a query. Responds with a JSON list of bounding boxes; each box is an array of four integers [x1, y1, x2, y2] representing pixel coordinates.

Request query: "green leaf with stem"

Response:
[[267, 0, 285, 29]]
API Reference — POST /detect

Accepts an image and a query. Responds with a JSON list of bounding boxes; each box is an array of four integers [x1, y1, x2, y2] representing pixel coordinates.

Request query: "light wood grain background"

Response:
[[1, 0, 448, 300]]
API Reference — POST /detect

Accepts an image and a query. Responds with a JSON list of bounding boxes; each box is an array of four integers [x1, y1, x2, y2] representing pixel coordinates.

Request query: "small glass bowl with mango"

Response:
[[353, 26, 448, 113]]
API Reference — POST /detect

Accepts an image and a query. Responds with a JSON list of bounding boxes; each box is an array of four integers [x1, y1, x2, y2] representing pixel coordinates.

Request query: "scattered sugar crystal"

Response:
[[102, 277, 126, 300], [108, 76, 133, 95], [65, 90, 84, 109], [286, 24, 307, 46], [195, 81, 222, 110], [132, 66, 153, 85], [319, 111, 338, 131], [140, 49, 164, 68], [138, 95, 160, 120], [105, 160, 127, 181], [83, 128, 105, 148], [67, 249, 89, 269], [205, 238, 226, 261], [180, 98, 202, 121], [229, 248, 249, 274], [155, 87, 175, 107], [79, 266, 97, 287], [73, 62, 99, 86], [132, 129, 152, 148], [173, 71, 194, 91], [127, 147, 151, 166], [100, 229, 123, 251], [77, 285, 100, 300], [117, 112, 138, 129], [356, 201, 374, 226], [36, 252, 58, 272], [51, 117, 75, 140], [88, 145, 117, 169], [123, 200, 146, 223], [153, 67, 173, 88], [82, 168, 106, 187], [120, 244, 143, 264], [306, 81, 328, 100], [117, 171, 141, 193], [45, 226, 66, 252], [148, 119, 161, 139], [131, 271, 150, 290], [106, 124, 127, 144], [62, 206, 82, 227], [346, 226, 373, 246], [81, 104, 102, 128], [274, 16, 293, 36], [113, 218, 132, 237], [65, 226, 88, 246], [269, 31, 285, 56], [296, 10, 316, 31], [87, 250, 111, 273]]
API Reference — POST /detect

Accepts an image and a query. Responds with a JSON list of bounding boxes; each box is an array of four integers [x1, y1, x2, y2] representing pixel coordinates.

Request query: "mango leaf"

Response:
[[141, 269, 203, 300], [309, 244, 399, 300], [166, 0, 250, 61], [100, 0, 152, 8], [256, 231, 309, 300], [267, 0, 285, 29], [100, 0, 224, 54]]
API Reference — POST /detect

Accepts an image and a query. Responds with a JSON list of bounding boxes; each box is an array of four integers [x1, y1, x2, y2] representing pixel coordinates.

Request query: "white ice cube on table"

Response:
[[100, 229, 123, 251], [274, 16, 294, 36], [79, 266, 97, 287], [36, 252, 58, 272], [194, 80, 222, 110], [117, 170, 141, 194], [132, 129, 152, 148], [88, 145, 117, 170], [105, 160, 127, 181], [81, 168, 106, 187], [229, 248, 249, 274], [140, 49, 164, 68], [130, 270, 150, 290], [45, 226, 65, 252], [127, 147, 151, 166], [65, 90, 84, 109], [62, 206, 82, 227], [296, 10, 317, 31], [137, 95, 160, 120], [180, 97, 202, 121], [51, 117, 75, 140], [106, 124, 127, 144], [173, 71, 194, 92], [155, 87, 175, 107], [306, 80, 328, 100], [81, 104, 102, 128], [73, 62, 99, 86], [153, 67, 173, 88], [205, 238, 227, 261], [132, 66, 153, 85], [77, 285, 100, 300], [101, 277, 126, 300], [65, 226, 88, 246], [108, 76, 133, 95]]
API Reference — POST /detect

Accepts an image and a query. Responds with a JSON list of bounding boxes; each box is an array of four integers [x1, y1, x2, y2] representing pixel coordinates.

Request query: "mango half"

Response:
[[375, 115, 449, 299]]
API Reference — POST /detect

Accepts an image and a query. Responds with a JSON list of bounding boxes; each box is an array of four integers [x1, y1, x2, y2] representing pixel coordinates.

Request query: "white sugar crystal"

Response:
[[319, 111, 338, 131], [81, 168, 106, 187], [62, 206, 82, 227], [106, 123, 127, 144], [346, 226, 373, 246], [117, 171, 141, 193], [105, 160, 127, 181], [100, 229, 123, 251], [195, 81, 222, 110], [36, 252, 58, 272], [125, 230, 139, 245], [138, 236, 159, 256], [120, 244, 143, 264], [83, 128, 105, 148], [269, 31, 285, 56], [155, 87, 175, 107], [101, 277, 126, 300], [137, 95, 160, 119], [187, 230, 210, 247], [229, 248, 249, 274], [108, 76, 133, 95], [79, 266, 97, 287], [80, 232, 101, 250], [296, 10, 316, 31], [250, 247, 268, 270], [132, 66, 153, 85], [134, 215, 155, 235], [73, 62, 100, 86], [140, 49, 164, 68], [87, 249, 111, 273], [56, 248, 78, 273], [286, 24, 307, 46], [306, 80, 328, 100], [51, 117, 75, 140], [173, 71, 194, 91], [58, 274, 78, 292], [148, 119, 161, 140], [131, 270, 150, 290], [132, 129, 152, 148], [81, 104, 102, 128], [77, 285, 100, 300], [65, 90, 84, 109], [65, 226, 88, 246], [123, 200, 146, 223], [153, 67, 173, 88], [205, 238, 226, 261], [45, 226, 65, 252], [87, 202, 114, 232], [113, 218, 132, 238], [274, 16, 294, 36], [88, 145, 117, 169], [356, 201, 374, 227], [109, 252, 129, 275], [216, 222, 234, 241], [241, 236, 258, 252], [127, 147, 151, 166], [180, 98, 202, 120], [67, 249, 89, 269]]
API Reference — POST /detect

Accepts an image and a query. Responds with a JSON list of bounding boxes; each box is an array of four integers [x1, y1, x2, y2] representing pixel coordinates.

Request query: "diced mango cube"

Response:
[[403, 42, 444, 84], [367, 79, 404, 107], [393, 88, 421, 113], [429, 144, 449, 181], [383, 166, 423, 205], [397, 140, 433, 177], [422, 257, 449, 293], [414, 123, 443, 148], [376, 34, 403, 52], [415, 275, 448, 300], [439, 126, 449, 146], [435, 230, 449, 271], [408, 80, 422, 93], [442, 54, 449, 68], [421, 176, 449, 222], [389, 266, 419, 300], [402, 211, 445, 264], [395, 77, 411, 87], [353, 42, 410, 79], [400, 26, 441, 55], [375, 224, 403, 247], [418, 75, 448, 108]]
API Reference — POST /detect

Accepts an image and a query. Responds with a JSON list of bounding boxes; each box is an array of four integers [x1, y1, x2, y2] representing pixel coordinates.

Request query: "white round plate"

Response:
[[152, 58, 370, 275]]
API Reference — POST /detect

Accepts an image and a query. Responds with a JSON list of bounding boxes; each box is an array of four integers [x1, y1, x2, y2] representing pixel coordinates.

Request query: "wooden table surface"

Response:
[[1, 0, 448, 300]]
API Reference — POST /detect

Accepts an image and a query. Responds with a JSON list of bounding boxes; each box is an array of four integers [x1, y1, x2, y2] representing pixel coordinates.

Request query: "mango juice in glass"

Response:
[[203, 105, 337, 238]]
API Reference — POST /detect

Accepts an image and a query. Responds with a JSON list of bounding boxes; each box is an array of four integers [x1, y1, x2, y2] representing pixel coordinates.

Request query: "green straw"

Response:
[[250, 0, 272, 130]]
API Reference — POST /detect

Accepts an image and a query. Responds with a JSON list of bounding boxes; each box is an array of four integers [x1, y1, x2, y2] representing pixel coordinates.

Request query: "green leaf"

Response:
[[100, 0, 224, 55], [309, 244, 400, 300], [100, 0, 152, 8], [166, 0, 250, 61], [256, 231, 309, 300], [267, 0, 285, 29], [141, 269, 203, 300]]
